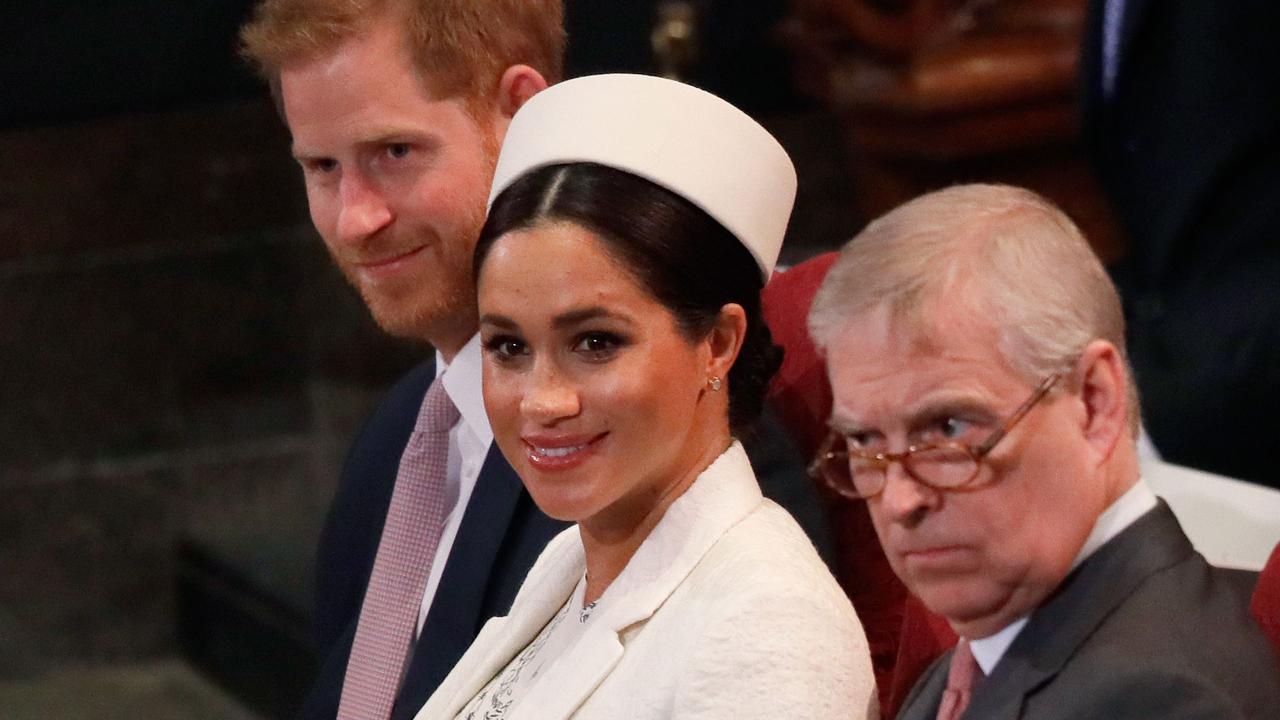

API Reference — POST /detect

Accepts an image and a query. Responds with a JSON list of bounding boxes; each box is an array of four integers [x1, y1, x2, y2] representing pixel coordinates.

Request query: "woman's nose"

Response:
[[520, 363, 581, 423]]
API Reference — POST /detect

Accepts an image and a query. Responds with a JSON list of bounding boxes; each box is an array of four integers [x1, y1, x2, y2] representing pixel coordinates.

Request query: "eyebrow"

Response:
[[907, 396, 995, 425], [290, 145, 319, 162], [478, 313, 519, 330], [291, 130, 440, 160], [478, 306, 633, 331], [361, 129, 438, 148], [827, 410, 867, 436], [829, 392, 996, 435], [551, 306, 630, 329]]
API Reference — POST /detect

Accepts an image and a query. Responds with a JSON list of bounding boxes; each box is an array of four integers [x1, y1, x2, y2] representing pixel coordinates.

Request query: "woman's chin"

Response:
[[523, 481, 599, 524]]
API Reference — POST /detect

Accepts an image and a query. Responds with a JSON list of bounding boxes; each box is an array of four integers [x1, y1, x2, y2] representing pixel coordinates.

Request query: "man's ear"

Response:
[[497, 64, 548, 119], [1074, 339, 1129, 465], [705, 303, 748, 384]]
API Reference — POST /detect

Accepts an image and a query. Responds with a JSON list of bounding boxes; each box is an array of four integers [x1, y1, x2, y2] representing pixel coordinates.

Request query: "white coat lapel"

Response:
[[419, 528, 586, 719], [510, 442, 763, 719], [508, 614, 626, 719], [602, 442, 762, 625]]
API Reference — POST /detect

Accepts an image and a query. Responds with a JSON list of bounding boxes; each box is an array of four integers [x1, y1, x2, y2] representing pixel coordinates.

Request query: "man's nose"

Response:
[[335, 172, 393, 244], [877, 460, 939, 525], [520, 362, 581, 423]]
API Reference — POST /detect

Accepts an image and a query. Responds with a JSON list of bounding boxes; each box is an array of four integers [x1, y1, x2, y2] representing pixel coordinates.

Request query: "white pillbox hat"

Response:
[[488, 73, 797, 280]]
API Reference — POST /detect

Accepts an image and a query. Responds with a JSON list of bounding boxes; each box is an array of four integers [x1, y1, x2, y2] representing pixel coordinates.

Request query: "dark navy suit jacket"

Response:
[[298, 362, 568, 720], [298, 360, 830, 719]]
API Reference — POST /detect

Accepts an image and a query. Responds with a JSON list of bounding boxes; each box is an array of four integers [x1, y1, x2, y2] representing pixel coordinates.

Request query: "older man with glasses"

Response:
[[807, 184, 1280, 720]]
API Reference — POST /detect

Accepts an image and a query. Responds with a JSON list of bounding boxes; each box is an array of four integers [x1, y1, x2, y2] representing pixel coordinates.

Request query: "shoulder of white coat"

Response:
[[715, 501, 841, 577], [686, 500, 859, 621], [670, 502, 879, 718]]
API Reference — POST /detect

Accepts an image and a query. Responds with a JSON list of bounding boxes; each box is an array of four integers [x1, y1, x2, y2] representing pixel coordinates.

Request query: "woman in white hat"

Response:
[[416, 74, 875, 720]]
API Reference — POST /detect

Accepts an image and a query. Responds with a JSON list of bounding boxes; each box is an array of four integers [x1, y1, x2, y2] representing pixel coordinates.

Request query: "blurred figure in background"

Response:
[[1081, 0, 1280, 488]]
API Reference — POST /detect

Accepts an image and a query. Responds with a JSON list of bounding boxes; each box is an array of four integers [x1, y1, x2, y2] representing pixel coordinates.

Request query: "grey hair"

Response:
[[808, 184, 1139, 432]]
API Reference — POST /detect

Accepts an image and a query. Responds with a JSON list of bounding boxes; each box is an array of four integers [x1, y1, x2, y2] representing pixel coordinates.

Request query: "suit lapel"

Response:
[[894, 652, 949, 720], [509, 617, 626, 719], [423, 529, 585, 718], [962, 503, 1194, 719], [514, 442, 765, 719]]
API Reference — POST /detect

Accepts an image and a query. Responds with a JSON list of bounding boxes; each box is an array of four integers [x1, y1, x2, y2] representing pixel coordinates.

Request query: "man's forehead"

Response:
[[826, 314, 1000, 377], [829, 371, 1003, 427], [826, 313, 1021, 427]]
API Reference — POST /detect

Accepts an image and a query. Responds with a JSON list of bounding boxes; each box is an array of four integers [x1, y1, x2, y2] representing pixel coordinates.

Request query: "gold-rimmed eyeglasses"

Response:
[[808, 374, 1060, 500]]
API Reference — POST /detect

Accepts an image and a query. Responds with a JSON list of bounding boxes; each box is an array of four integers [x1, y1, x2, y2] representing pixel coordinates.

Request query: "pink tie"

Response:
[[337, 378, 459, 720], [936, 639, 982, 720]]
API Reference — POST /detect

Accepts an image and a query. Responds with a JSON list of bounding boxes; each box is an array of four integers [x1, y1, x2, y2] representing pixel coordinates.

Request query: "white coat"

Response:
[[415, 442, 878, 719]]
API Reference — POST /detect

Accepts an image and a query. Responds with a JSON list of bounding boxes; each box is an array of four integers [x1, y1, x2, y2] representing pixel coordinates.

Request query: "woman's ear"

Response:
[[705, 303, 748, 382], [1073, 339, 1130, 465]]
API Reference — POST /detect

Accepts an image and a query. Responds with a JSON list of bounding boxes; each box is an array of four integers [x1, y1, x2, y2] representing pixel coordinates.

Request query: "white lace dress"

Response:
[[456, 577, 598, 719]]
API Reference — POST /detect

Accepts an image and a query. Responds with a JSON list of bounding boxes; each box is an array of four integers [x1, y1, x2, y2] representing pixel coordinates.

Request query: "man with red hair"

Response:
[[241, 3, 567, 718]]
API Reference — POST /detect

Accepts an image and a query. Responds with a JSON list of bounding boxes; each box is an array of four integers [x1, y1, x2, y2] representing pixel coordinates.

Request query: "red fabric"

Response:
[[762, 252, 841, 461], [889, 595, 958, 717], [1253, 542, 1280, 662], [762, 253, 956, 717]]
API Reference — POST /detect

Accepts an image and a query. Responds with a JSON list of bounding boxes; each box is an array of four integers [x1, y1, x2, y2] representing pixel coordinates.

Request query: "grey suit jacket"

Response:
[[897, 502, 1280, 719]]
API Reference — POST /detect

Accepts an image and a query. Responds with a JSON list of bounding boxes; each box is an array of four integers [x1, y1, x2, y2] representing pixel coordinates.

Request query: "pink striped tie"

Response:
[[936, 639, 981, 720], [337, 378, 459, 720]]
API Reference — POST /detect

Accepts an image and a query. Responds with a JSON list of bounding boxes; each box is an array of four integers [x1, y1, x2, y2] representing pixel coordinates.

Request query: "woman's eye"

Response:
[[573, 332, 623, 358], [483, 336, 527, 360]]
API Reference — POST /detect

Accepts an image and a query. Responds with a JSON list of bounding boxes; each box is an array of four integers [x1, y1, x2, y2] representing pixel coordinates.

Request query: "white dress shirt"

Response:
[[414, 334, 495, 637], [968, 478, 1159, 674]]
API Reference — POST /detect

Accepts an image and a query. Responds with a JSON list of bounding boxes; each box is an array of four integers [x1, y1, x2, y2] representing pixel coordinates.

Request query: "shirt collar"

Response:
[[966, 477, 1157, 674], [968, 617, 1028, 675], [435, 335, 492, 446], [1070, 477, 1158, 570]]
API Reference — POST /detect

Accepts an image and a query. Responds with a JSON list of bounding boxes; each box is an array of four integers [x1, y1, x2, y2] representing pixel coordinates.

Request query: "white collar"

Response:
[[968, 617, 1028, 675], [966, 478, 1157, 675], [1070, 477, 1158, 570], [436, 335, 493, 446]]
